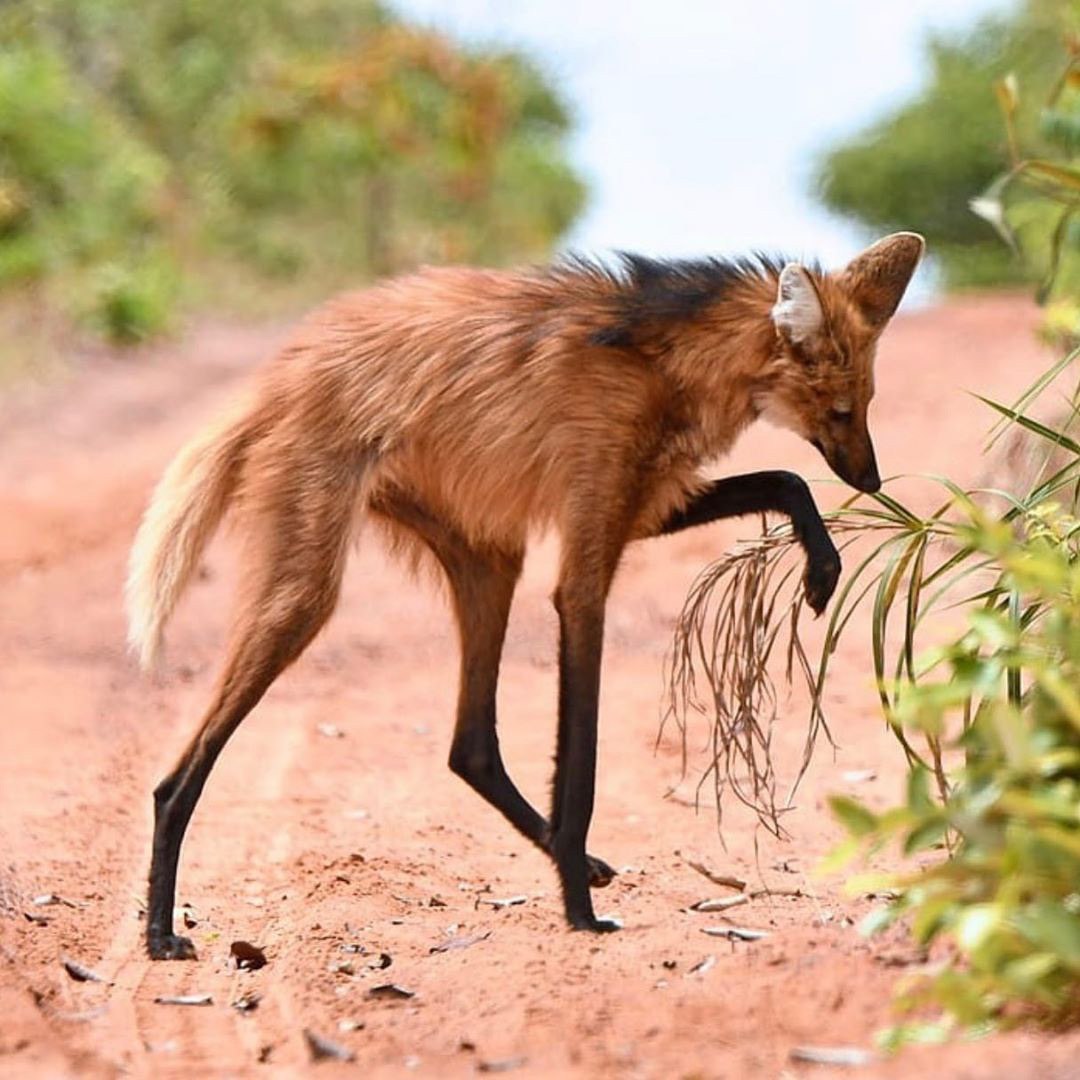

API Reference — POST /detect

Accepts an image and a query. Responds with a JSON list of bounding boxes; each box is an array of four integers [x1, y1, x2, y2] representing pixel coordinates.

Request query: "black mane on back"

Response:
[[566, 251, 791, 348]]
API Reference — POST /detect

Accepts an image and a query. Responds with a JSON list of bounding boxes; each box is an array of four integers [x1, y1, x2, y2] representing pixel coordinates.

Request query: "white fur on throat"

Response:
[[771, 263, 823, 344], [754, 391, 808, 438]]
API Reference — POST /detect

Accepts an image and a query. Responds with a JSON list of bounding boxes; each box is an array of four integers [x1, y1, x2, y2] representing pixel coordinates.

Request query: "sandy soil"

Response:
[[2, 295, 1080, 1079]]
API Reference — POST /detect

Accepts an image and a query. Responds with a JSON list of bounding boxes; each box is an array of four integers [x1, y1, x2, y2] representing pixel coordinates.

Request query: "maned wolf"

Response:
[[128, 231, 924, 959]]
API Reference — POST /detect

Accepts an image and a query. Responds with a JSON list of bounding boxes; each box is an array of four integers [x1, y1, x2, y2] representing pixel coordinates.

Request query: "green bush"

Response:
[[667, 3, 1080, 1046], [78, 255, 178, 344], [0, 1, 586, 345], [0, 42, 171, 284], [827, 31, 1080, 1031], [969, 51, 1080, 330], [830, 498, 1080, 1038], [666, 352, 1080, 1039]]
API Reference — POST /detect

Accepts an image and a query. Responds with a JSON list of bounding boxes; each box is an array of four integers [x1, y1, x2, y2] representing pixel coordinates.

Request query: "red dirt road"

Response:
[[3, 296, 1080, 1079]]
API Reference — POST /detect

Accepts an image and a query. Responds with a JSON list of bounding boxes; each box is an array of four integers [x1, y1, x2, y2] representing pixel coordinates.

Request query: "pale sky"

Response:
[[394, 0, 1010, 295]]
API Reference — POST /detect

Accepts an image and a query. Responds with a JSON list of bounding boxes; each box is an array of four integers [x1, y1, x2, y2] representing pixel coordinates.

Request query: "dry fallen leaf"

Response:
[[429, 931, 490, 955], [478, 1056, 527, 1073], [841, 769, 877, 784], [789, 1045, 875, 1067], [700, 926, 769, 942], [475, 895, 527, 910], [33, 893, 81, 909], [366, 983, 415, 1001], [682, 859, 746, 891], [690, 896, 750, 913], [230, 940, 268, 971], [153, 993, 213, 1007], [62, 957, 107, 984], [304, 1028, 355, 1062], [687, 955, 716, 976]]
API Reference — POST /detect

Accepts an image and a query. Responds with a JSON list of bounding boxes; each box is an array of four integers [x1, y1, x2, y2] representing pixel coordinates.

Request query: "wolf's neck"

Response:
[[661, 271, 781, 446]]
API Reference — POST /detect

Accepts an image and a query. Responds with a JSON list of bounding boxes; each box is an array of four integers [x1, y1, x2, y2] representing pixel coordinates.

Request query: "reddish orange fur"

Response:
[[129, 237, 923, 661], [127, 233, 923, 957]]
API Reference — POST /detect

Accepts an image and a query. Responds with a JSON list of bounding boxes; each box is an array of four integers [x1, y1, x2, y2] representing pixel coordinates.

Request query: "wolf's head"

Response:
[[757, 232, 925, 493]]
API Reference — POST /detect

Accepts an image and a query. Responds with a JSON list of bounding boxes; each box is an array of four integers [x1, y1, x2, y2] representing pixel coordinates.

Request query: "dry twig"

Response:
[[661, 517, 850, 835]]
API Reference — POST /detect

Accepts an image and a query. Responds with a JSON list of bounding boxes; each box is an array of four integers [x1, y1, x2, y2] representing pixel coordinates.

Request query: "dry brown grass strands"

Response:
[[661, 512, 892, 837]]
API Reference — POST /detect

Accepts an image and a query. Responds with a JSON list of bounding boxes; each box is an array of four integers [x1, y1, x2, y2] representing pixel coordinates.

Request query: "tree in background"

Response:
[[813, 0, 1068, 289], [968, 18, 1080, 337], [0, 0, 586, 342]]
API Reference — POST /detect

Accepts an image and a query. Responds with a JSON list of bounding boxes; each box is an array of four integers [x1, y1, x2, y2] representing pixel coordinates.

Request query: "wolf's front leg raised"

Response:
[[657, 470, 841, 614]]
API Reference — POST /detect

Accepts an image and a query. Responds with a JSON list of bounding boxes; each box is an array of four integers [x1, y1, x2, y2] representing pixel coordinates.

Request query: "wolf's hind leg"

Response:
[[147, 478, 355, 959]]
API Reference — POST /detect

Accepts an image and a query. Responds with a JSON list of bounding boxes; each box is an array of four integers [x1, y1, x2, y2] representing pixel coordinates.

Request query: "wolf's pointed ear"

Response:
[[840, 232, 925, 327], [772, 263, 823, 345]]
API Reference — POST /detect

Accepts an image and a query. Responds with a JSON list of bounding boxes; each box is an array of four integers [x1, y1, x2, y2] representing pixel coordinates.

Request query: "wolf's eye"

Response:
[[829, 406, 853, 423]]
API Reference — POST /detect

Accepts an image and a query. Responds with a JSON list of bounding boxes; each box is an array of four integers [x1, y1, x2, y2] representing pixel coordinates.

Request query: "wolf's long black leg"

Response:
[[549, 586, 618, 930], [545, 488, 637, 934], [657, 470, 840, 613], [372, 491, 616, 888], [148, 492, 351, 959]]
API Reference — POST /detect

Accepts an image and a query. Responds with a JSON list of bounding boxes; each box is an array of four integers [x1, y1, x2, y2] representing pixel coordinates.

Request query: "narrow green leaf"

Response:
[[829, 795, 878, 837], [904, 816, 948, 855], [976, 395, 1080, 458], [984, 344, 1079, 449], [1022, 158, 1080, 192]]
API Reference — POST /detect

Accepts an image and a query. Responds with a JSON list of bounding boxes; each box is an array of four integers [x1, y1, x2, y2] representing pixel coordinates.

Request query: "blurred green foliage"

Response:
[[818, 21, 1080, 1024], [691, 1, 1080, 1037], [0, 0, 586, 343], [829, 497, 1080, 1040], [969, 33, 1080, 339], [813, 0, 1071, 289], [669, 346, 1080, 1037]]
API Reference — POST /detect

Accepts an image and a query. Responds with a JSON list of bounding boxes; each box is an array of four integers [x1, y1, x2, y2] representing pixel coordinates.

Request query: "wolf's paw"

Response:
[[147, 932, 197, 961], [569, 913, 623, 933], [804, 549, 841, 615]]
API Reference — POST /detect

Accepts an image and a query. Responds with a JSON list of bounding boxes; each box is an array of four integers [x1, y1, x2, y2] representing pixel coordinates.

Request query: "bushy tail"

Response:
[[126, 399, 252, 670]]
